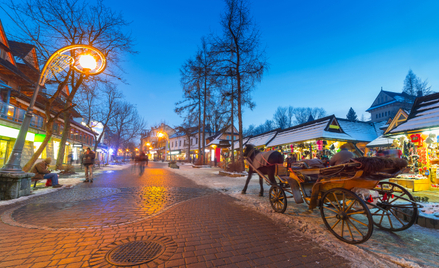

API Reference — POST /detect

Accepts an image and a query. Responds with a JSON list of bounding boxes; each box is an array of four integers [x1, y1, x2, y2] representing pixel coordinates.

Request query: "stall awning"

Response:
[[366, 135, 394, 148]]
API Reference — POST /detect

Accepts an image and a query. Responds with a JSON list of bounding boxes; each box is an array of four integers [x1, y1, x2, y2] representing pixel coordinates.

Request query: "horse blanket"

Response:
[[250, 151, 278, 170]]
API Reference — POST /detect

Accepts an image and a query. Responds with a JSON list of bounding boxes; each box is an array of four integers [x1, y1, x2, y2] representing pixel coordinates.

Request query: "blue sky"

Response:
[[3, 0, 439, 129]]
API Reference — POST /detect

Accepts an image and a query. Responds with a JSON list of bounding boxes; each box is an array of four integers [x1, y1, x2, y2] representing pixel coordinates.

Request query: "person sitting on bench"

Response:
[[31, 158, 63, 188]]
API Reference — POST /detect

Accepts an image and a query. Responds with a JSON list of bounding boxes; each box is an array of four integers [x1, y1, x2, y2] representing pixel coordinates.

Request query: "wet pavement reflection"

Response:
[[5, 162, 214, 230]]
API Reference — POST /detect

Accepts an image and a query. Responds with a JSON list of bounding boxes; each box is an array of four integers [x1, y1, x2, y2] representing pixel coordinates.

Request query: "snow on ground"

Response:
[[0, 163, 131, 207], [168, 165, 439, 268]]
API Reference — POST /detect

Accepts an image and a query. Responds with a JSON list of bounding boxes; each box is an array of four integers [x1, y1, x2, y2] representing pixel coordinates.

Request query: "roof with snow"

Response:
[[389, 92, 439, 134], [245, 130, 279, 147], [337, 119, 378, 142], [366, 135, 394, 148], [232, 137, 250, 149], [266, 116, 354, 147], [366, 90, 412, 112]]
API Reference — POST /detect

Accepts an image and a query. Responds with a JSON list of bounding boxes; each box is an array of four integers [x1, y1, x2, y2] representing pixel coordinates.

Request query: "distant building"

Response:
[[366, 88, 413, 122]]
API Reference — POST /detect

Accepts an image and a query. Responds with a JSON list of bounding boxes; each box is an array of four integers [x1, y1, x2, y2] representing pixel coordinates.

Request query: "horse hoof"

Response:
[[259, 193, 263, 197], [241, 191, 246, 194]]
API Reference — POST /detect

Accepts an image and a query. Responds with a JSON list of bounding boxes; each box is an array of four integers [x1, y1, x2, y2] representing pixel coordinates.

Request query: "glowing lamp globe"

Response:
[[79, 54, 97, 70]]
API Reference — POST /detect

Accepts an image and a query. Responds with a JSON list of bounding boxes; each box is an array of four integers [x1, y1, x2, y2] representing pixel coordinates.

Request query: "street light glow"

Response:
[[157, 132, 164, 138], [79, 54, 97, 70]]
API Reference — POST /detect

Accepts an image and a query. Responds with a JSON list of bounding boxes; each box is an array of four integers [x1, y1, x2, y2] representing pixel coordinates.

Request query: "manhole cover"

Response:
[[90, 236, 177, 267], [105, 240, 165, 266]]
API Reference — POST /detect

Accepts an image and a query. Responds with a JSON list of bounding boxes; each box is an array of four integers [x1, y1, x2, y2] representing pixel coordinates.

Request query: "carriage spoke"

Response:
[[325, 197, 340, 213], [332, 192, 342, 211], [389, 193, 406, 204], [345, 199, 356, 213], [331, 219, 341, 229], [387, 213, 394, 229], [323, 205, 338, 214], [349, 216, 368, 227], [378, 211, 385, 226], [347, 218, 365, 238], [346, 210, 366, 216], [345, 219, 354, 241], [325, 215, 337, 219], [392, 208, 411, 217], [388, 209, 405, 226]]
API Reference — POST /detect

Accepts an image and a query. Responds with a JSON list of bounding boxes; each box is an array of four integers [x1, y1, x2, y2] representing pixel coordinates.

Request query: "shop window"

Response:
[[179, 140, 181, 146], [34, 142, 47, 159]]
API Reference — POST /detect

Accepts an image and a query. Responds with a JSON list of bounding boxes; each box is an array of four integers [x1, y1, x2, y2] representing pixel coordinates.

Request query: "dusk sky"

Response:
[[3, 0, 439, 128]]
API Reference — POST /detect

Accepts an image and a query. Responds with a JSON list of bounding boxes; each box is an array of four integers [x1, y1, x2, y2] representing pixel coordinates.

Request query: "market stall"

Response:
[[264, 115, 378, 162], [382, 93, 439, 191]]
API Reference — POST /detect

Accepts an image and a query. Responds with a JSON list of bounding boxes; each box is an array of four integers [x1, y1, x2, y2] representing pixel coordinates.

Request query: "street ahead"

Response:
[[0, 162, 349, 268]]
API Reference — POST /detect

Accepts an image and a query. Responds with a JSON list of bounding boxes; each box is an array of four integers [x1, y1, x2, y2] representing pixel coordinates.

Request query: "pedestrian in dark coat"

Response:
[[83, 147, 96, 183]]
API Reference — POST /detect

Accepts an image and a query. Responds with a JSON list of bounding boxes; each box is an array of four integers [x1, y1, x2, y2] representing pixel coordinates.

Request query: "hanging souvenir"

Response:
[[410, 134, 423, 146]]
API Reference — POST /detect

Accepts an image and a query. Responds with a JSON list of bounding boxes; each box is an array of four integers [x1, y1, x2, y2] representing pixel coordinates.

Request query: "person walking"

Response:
[[31, 158, 63, 188], [138, 151, 147, 175], [83, 147, 96, 183]]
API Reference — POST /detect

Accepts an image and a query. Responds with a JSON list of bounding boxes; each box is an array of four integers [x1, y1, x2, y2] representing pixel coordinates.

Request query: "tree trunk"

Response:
[[22, 121, 54, 172], [197, 82, 201, 163], [230, 76, 235, 163], [56, 112, 71, 168], [202, 76, 207, 164]]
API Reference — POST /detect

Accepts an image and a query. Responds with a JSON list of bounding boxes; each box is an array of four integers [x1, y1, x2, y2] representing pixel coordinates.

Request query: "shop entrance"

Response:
[[0, 139, 9, 166]]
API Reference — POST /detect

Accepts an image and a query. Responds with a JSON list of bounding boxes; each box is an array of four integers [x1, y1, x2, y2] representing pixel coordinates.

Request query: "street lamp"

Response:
[[157, 131, 169, 161], [1, 44, 106, 173]]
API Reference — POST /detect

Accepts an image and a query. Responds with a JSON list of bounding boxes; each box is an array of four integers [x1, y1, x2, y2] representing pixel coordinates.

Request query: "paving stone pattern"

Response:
[[0, 162, 351, 267]]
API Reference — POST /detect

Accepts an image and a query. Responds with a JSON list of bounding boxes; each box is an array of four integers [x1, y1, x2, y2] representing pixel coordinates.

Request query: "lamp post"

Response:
[[157, 131, 169, 161], [0, 45, 106, 173]]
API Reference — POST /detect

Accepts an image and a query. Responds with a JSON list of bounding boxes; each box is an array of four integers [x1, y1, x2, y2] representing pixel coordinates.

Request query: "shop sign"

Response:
[[0, 124, 35, 141], [73, 143, 83, 148], [170, 150, 181, 155]]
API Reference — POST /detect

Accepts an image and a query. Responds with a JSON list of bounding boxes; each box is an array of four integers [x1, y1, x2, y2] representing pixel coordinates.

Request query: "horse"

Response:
[[241, 144, 284, 196]]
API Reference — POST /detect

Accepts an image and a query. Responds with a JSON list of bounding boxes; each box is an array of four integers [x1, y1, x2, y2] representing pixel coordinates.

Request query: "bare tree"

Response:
[[293, 107, 327, 125], [211, 0, 268, 168], [77, 81, 122, 151], [175, 123, 198, 162], [402, 69, 432, 103], [6, 0, 135, 170], [273, 106, 288, 129], [287, 106, 294, 128], [109, 102, 146, 154], [176, 56, 203, 161]]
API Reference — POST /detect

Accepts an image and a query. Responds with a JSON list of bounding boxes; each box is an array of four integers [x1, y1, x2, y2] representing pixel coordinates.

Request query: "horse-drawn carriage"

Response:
[[243, 146, 421, 244]]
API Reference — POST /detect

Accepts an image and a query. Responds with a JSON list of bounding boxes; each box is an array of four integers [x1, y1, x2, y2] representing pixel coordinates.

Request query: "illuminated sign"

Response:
[[0, 125, 35, 141]]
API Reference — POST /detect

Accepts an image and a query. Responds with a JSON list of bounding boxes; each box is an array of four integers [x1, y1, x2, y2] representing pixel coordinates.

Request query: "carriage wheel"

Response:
[[269, 185, 287, 213], [320, 188, 373, 244], [371, 182, 418, 232]]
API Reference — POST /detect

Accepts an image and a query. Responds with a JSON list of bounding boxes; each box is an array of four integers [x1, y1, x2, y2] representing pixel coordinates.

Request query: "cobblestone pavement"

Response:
[[0, 162, 351, 267]]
